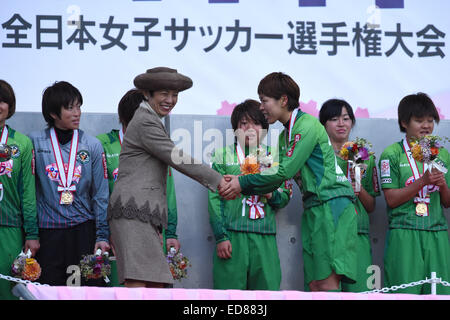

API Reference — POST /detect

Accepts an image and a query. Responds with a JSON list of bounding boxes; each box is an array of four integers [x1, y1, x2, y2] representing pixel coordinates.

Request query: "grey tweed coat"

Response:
[[107, 101, 222, 229]]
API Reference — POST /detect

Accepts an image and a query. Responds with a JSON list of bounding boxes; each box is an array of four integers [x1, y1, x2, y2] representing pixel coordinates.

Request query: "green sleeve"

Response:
[[239, 119, 319, 195], [363, 155, 380, 197], [267, 180, 292, 210], [20, 140, 39, 240], [165, 167, 178, 239], [208, 148, 229, 244], [379, 146, 400, 190], [443, 148, 450, 186]]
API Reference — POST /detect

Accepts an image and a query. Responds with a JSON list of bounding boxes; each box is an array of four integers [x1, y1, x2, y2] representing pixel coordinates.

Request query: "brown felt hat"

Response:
[[133, 67, 193, 92]]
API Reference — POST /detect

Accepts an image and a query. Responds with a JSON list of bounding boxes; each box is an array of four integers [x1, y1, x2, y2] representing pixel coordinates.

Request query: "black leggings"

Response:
[[36, 220, 106, 287]]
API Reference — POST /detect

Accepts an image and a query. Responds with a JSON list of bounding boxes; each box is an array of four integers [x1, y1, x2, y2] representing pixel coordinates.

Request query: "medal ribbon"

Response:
[[285, 108, 298, 150], [0, 126, 8, 145], [236, 141, 265, 219], [246, 195, 265, 219], [50, 128, 79, 204], [284, 108, 298, 188], [0, 126, 9, 202], [402, 137, 430, 215], [119, 127, 123, 146]]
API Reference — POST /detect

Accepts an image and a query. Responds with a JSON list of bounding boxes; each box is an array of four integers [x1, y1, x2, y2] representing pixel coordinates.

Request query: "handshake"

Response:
[[218, 175, 242, 200]]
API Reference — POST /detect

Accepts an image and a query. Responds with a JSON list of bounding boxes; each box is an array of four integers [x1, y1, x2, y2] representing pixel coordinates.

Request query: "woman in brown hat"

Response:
[[107, 67, 227, 288]]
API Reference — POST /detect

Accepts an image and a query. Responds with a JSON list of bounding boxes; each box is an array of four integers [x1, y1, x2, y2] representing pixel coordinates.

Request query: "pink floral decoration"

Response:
[[216, 101, 237, 115]]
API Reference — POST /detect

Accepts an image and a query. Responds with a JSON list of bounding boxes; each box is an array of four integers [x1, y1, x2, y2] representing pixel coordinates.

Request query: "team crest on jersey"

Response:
[[77, 150, 90, 164], [10, 144, 20, 159], [405, 175, 439, 193], [360, 167, 367, 179], [113, 168, 119, 181], [285, 179, 294, 198], [380, 160, 390, 177], [45, 163, 82, 183], [405, 175, 415, 186]]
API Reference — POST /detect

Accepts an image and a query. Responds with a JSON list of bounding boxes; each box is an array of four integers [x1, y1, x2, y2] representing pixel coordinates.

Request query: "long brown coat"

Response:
[[107, 102, 222, 228]]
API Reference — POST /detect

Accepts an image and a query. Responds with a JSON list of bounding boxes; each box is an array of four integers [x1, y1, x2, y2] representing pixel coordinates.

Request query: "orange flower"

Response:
[[342, 141, 354, 149], [22, 259, 41, 281], [240, 156, 260, 175], [431, 147, 439, 156]]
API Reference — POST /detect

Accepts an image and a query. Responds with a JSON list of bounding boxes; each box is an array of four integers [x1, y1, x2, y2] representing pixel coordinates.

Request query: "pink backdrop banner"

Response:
[[26, 285, 450, 300]]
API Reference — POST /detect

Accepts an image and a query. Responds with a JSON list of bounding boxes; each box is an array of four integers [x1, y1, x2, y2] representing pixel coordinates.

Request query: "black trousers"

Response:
[[36, 220, 106, 287]]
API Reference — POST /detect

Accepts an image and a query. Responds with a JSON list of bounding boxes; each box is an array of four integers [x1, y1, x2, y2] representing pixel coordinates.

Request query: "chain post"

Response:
[[430, 272, 440, 295]]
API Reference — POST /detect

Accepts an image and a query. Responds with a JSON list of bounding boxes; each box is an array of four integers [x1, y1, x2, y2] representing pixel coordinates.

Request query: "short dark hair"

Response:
[[257, 72, 300, 111], [142, 89, 154, 100], [42, 81, 83, 127], [397, 92, 439, 133], [319, 99, 355, 126], [231, 99, 269, 131], [118, 89, 145, 127], [0, 80, 16, 119]]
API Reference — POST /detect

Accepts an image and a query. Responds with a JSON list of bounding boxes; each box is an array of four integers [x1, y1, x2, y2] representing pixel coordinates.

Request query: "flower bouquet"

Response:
[[11, 249, 41, 281], [410, 135, 449, 174], [167, 247, 191, 281], [240, 146, 273, 175], [239, 146, 273, 218], [79, 249, 111, 283], [339, 137, 375, 192]]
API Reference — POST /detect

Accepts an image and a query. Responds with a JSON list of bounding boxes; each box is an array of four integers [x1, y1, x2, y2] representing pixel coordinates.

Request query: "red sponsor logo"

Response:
[[101, 153, 108, 179], [372, 167, 379, 193]]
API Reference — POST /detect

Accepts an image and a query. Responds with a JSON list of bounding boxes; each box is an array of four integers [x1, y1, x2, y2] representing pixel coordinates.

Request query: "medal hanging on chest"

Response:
[[50, 128, 79, 205], [415, 202, 428, 216], [402, 138, 430, 217]]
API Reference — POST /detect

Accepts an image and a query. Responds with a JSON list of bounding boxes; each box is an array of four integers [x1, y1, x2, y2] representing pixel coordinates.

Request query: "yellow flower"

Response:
[[411, 144, 423, 162], [340, 147, 349, 160]]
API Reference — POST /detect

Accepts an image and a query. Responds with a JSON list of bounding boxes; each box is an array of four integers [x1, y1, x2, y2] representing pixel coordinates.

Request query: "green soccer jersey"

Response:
[[239, 110, 355, 208], [336, 155, 380, 234], [208, 144, 291, 243], [97, 130, 121, 194], [97, 129, 178, 238], [0, 126, 38, 240], [379, 141, 449, 231]]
